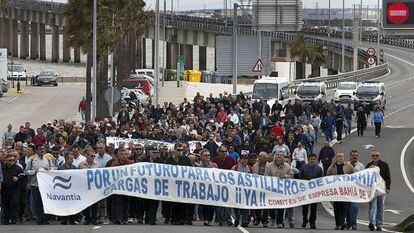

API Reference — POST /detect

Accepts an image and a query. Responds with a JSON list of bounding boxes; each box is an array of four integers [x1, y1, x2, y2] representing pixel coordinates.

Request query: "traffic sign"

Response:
[[367, 48, 376, 56], [367, 56, 376, 66], [252, 59, 264, 72], [104, 87, 121, 104], [383, 0, 414, 29]]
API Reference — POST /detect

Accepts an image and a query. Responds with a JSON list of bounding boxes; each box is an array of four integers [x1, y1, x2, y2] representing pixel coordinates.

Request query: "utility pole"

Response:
[[162, 0, 166, 87], [377, 0, 381, 65], [359, 0, 363, 45], [232, 2, 238, 94], [315, 2, 318, 20], [328, 0, 331, 38], [155, 0, 160, 105], [92, 0, 97, 120], [341, 0, 345, 72]]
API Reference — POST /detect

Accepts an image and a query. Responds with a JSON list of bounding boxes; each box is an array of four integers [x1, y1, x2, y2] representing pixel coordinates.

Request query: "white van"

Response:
[[252, 77, 290, 107], [295, 81, 327, 102], [7, 63, 27, 81], [354, 81, 386, 110], [334, 81, 358, 103]]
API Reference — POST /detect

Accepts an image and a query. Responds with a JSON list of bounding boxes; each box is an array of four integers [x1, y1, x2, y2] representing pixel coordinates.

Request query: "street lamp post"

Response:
[[232, 2, 238, 95], [341, 0, 345, 72], [92, 0, 97, 121], [328, 0, 331, 38], [155, 0, 160, 105], [377, 0, 381, 65]]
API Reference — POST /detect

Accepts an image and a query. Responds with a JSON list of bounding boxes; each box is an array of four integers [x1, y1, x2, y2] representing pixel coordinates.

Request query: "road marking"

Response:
[[386, 125, 405, 129], [357, 219, 397, 232], [231, 216, 250, 233], [385, 209, 404, 215], [386, 53, 414, 67], [6, 96, 18, 104], [363, 144, 375, 149], [385, 103, 414, 118], [400, 136, 414, 194], [92, 226, 101, 230]]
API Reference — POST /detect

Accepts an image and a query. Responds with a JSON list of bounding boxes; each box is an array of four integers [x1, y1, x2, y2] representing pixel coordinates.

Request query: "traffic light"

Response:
[[383, 0, 414, 29]]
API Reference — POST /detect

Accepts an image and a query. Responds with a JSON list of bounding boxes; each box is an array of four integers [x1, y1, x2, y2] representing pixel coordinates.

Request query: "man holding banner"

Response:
[[265, 151, 294, 228]]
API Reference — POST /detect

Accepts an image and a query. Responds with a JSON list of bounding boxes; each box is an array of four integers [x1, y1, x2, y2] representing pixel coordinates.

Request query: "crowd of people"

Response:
[[0, 92, 389, 231]]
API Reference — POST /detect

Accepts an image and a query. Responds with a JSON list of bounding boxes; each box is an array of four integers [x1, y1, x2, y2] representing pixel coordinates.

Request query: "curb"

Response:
[[6, 89, 27, 94]]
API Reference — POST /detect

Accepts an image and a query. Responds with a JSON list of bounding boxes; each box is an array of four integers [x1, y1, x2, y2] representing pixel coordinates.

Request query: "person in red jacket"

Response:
[[108, 149, 133, 224], [270, 122, 284, 139], [78, 96, 87, 122], [32, 128, 46, 145]]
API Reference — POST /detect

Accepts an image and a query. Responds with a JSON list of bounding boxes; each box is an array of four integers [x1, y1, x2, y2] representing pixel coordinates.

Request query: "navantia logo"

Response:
[[53, 176, 72, 190]]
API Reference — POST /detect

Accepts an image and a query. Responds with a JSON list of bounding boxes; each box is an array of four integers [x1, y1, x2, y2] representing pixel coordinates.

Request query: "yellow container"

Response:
[[184, 70, 202, 82]]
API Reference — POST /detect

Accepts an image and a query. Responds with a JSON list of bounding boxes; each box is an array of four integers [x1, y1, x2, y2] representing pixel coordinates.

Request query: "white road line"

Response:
[[92, 226, 101, 230], [386, 53, 414, 67], [231, 216, 250, 233], [385, 103, 414, 118], [400, 136, 414, 194]]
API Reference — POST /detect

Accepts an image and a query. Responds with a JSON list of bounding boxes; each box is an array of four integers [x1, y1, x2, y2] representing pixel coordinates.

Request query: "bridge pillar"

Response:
[[51, 24, 60, 63], [166, 42, 178, 69], [183, 44, 193, 70], [63, 28, 71, 62], [74, 47, 81, 63], [39, 23, 46, 61], [12, 19, 18, 57], [344, 57, 353, 72], [199, 46, 207, 71], [0, 18, 5, 49], [30, 22, 39, 60], [7, 17, 13, 56], [20, 21, 29, 59]]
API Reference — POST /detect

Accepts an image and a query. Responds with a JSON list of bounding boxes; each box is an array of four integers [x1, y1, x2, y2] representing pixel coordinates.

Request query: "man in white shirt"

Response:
[[72, 145, 86, 167], [292, 142, 308, 170], [94, 142, 112, 167], [229, 108, 239, 125], [346, 150, 365, 230]]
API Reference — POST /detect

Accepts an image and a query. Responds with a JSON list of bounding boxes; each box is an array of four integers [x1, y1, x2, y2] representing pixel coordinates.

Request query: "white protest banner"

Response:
[[105, 137, 221, 153], [37, 164, 385, 216]]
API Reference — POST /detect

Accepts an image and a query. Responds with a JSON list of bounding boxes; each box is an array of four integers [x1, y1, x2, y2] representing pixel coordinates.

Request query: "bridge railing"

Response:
[[287, 62, 389, 95]]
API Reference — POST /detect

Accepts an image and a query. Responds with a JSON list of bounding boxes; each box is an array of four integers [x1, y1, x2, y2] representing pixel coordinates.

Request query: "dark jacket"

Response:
[[318, 146, 335, 165], [2, 164, 24, 191], [298, 164, 324, 180], [165, 155, 192, 167], [366, 160, 391, 190], [212, 155, 236, 170]]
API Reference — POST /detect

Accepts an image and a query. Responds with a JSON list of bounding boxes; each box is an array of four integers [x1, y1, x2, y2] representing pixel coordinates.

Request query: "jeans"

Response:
[[374, 122, 382, 136], [347, 202, 359, 227], [80, 110, 85, 121], [346, 119, 352, 135], [314, 127, 319, 143], [83, 203, 98, 224], [276, 209, 285, 225], [1, 190, 19, 223], [285, 208, 295, 225], [114, 195, 129, 223], [254, 209, 269, 224], [31, 186, 49, 224], [325, 127, 333, 141], [216, 207, 231, 223], [357, 121, 365, 136], [369, 194, 385, 227], [333, 202, 349, 227], [302, 203, 318, 225], [234, 208, 249, 225]]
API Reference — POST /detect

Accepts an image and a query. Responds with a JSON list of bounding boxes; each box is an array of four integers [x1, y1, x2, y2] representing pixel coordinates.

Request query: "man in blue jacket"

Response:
[[299, 153, 324, 229], [323, 111, 335, 142]]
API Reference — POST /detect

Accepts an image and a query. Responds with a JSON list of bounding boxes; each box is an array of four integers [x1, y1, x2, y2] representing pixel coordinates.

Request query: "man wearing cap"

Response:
[[265, 151, 294, 228]]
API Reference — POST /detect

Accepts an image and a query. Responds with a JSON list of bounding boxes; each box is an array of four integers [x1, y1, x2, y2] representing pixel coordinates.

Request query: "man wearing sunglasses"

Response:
[[366, 150, 391, 232], [1, 153, 24, 224]]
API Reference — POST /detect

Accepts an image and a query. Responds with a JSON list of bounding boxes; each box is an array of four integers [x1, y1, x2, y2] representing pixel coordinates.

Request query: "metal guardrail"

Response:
[[287, 62, 389, 95]]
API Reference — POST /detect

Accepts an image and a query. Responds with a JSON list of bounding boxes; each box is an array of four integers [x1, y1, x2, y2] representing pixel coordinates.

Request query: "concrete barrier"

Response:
[[184, 82, 252, 101]]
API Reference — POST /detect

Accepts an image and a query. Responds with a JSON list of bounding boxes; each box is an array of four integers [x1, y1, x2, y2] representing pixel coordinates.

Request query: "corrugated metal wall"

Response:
[[252, 0, 303, 32], [216, 35, 271, 77]]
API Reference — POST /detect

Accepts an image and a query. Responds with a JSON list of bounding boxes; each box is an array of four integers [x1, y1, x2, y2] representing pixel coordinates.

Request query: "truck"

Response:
[[251, 76, 290, 107]]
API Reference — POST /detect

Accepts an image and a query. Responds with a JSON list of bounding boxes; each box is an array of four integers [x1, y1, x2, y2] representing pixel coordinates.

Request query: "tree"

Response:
[[310, 44, 327, 78], [64, 0, 150, 119], [289, 34, 313, 80]]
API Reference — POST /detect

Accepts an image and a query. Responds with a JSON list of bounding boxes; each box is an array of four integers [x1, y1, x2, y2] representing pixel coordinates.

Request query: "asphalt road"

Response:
[[0, 83, 84, 131]]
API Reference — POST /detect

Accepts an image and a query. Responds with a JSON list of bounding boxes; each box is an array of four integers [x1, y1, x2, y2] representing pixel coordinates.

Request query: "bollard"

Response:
[[17, 81, 21, 93]]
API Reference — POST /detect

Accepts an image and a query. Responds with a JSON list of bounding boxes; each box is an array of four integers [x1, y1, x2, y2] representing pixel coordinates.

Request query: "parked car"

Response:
[[0, 78, 8, 93], [121, 87, 150, 105], [0, 88, 3, 97], [122, 78, 152, 97], [36, 70, 58, 86], [7, 64, 27, 81]]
